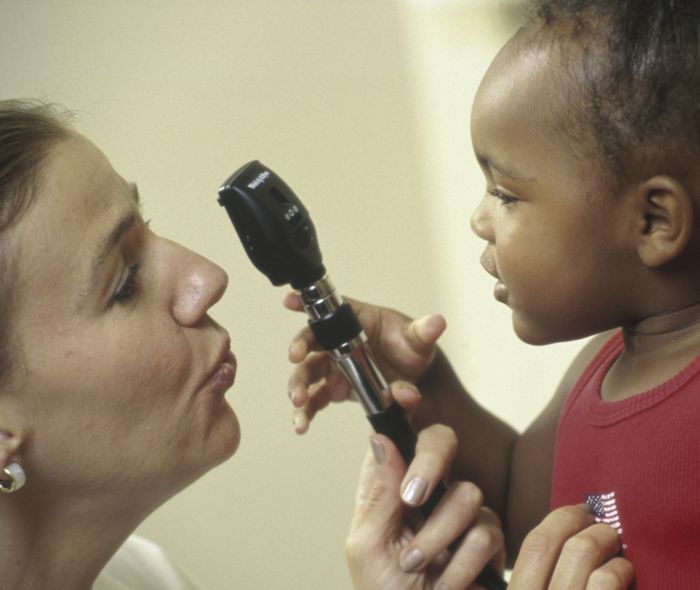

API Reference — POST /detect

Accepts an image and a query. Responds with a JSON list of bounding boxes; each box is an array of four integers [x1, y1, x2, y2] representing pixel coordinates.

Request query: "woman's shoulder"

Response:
[[94, 535, 202, 590]]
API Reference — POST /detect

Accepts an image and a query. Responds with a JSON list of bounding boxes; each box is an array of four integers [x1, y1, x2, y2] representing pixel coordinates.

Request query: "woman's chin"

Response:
[[208, 403, 241, 465]]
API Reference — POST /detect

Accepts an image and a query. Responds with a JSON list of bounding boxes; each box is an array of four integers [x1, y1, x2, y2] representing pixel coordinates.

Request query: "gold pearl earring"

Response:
[[0, 462, 26, 493]]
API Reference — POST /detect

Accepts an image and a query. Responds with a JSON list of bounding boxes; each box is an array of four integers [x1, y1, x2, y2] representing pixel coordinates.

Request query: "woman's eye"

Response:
[[487, 187, 518, 205], [113, 263, 141, 305]]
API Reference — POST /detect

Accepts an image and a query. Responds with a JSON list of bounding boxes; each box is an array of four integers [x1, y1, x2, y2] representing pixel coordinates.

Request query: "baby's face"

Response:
[[469, 31, 635, 344]]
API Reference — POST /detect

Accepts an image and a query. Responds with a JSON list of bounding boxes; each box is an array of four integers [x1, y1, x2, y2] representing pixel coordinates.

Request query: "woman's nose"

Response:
[[166, 239, 229, 326], [470, 196, 494, 242]]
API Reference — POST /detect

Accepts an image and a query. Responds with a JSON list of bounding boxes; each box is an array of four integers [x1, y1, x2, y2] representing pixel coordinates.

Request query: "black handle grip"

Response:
[[368, 403, 507, 589]]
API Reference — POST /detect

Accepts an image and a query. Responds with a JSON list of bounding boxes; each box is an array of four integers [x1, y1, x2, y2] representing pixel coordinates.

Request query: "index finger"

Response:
[[282, 291, 303, 311], [509, 504, 597, 588], [401, 424, 457, 508]]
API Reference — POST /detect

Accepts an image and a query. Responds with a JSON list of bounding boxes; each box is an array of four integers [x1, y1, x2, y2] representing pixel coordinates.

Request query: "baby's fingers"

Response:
[[287, 351, 345, 406], [388, 381, 423, 414], [282, 291, 304, 312], [404, 313, 447, 357], [292, 373, 351, 434], [288, 325, 320, 364]]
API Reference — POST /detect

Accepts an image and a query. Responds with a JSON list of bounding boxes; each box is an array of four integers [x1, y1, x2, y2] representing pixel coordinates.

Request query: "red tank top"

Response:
[[551, 331, 700, 589]]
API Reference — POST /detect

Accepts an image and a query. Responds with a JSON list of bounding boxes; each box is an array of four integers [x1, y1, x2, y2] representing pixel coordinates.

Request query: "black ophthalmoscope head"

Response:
[[217, 160, 326, 290]]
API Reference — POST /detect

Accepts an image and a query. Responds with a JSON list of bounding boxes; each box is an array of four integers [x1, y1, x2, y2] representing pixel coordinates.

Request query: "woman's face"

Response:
[[5, 135, 239, 502]]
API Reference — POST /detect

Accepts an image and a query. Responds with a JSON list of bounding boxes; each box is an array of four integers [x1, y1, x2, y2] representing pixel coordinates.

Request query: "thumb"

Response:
[[405, 314, 447, 356], [350, 435, 408, 545]]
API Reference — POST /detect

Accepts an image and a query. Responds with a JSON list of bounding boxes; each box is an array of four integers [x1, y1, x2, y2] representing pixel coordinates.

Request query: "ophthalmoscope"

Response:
[[217, 161, 507, 590]]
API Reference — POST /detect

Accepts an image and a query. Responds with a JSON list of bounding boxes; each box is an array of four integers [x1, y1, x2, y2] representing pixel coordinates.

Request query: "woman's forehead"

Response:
[[9, 137, 137, 304], [40, 135, 123, 202]]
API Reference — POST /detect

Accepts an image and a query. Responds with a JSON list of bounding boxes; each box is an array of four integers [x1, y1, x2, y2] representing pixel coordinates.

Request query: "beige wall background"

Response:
[[1, 1, 586, 588]]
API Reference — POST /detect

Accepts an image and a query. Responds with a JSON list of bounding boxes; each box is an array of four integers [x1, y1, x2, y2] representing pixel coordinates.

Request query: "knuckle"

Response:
[[520, 529, 554, 555], [587, 568, 625, 590], [551, 504, 587, 525], [535, 504, 589, 535], [454, 481, 484, 508], [433, 423, 458, 448], [467, 523, 501, 555], [479, 505, 503, 528], [345, 529, 380, 562], [345, 537, 366, 568], [562, 534, 600, 561], [441, 561, 477, 587]]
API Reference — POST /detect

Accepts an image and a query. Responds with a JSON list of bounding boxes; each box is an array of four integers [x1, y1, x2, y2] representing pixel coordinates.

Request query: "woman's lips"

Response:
[[209, 351, 236, 388], [203, 343, 237, 394]]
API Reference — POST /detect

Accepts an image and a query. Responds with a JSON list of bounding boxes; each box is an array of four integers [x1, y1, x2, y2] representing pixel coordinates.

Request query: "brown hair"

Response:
[[0, 99, 72, 375], [525, 0, 700, 184]]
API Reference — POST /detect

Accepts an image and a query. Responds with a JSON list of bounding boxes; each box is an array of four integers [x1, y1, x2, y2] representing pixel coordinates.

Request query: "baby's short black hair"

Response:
[[526, 0, 700, 185]]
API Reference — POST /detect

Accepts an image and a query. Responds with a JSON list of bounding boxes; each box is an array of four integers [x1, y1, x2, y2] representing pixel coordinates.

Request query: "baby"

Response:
[[287, 1, 700, 587]]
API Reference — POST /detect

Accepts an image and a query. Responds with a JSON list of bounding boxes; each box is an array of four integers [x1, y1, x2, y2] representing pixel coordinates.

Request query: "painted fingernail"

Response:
[[399, 547, 425, 572], [581, 502, 595, 515], [370, 437, 385, 465], [402, 476, 428, 506]]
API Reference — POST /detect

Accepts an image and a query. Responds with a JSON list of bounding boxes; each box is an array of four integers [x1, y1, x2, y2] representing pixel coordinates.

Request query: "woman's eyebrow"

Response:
[[78, 184, 143, 306]]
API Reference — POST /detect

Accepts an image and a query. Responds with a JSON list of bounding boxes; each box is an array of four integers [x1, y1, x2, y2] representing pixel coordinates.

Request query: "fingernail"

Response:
[[399, 547, 425, 572], [435, 584, 450, 590], [288, 387, 300, 405], [402, 476, 428, 506], [289, 341, 304, 360], [413, 314, 433, 334], [581, 502, 598, 523], [292, 414, 305, 434], [394, 383, 419, 399], [370, 437, 385, 465]]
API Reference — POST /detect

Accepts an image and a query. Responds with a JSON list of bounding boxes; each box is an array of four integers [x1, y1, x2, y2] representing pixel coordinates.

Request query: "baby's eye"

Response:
[[112, 263, 141, 305], [487, 187, 518, 205]]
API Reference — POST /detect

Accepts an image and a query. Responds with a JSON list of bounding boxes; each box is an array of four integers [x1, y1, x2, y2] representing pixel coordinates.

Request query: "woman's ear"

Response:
[[633, 175, 694, 268], [0, 428, 21, 470], [0, 403, 28, 471]]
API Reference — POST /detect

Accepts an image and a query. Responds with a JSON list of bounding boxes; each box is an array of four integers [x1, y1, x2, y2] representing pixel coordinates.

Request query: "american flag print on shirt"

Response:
[[584, 491, 628, 550]]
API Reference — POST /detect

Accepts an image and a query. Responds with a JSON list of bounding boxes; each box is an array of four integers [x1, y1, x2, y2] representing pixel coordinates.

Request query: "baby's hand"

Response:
[[283, 292, 446, 433]]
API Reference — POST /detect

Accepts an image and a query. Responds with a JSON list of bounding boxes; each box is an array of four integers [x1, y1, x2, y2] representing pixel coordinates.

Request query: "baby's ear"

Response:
[[633, 175, 693, 267]]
